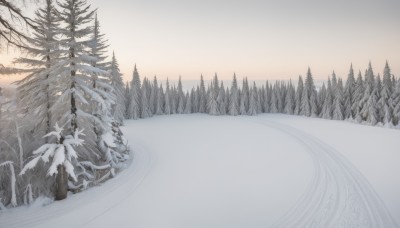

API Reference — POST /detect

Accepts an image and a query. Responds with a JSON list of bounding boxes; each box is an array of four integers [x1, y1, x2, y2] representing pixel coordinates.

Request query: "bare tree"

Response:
[[0, 0, 39, 49]]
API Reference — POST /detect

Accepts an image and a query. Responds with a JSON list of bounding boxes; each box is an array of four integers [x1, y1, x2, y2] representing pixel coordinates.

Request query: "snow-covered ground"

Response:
[[1, 114, 399, 227]]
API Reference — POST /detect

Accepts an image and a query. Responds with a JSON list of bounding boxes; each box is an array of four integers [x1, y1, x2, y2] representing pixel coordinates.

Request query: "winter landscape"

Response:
[[0, 0, 399, 227]]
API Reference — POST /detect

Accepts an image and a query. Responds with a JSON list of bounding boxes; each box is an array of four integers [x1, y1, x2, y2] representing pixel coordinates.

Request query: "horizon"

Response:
[[1, 0, 400, 85]]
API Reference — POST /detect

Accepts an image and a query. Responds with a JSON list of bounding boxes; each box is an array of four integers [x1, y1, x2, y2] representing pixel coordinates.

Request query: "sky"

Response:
[[1, 0, 400, 85]]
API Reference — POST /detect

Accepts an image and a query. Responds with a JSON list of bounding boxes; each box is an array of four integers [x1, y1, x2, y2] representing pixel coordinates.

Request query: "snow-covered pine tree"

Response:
[[229, 73, 239, 116], [379, 61, 394, 126], [140, 78, 151, 118], [300, 68, 318, 117], [224, 87, 230, 114], [124, 82, 130, 118], [263, 81, 271, 113], [34, 0, 112, 200], [217, 82, 226, 115], [256, 85, 262, 114], [176, 77, 184, 114], [184, 91, 192, 114], [170, 85, 177, 114], [242, 77, 250, 111], [270, 85, 278, 113], [333, 77, 344, 120], [208, 74, 220, 115], [343, 64, 355, 119], [360, 62, 379, 125], [294, 76, 303, 115], [321, 78, 333, 119], [127, 65, 141, 119], [149, 76, 158, 115], [20, 124, 85, 201], [277, 82, 285, 113], [192, 86, 199, 113], [87, 14, 129, 173], [198, 75, 207, 113], [12, 0, 59, 142], [239, 89, 247, 115], [247, 82, 258, 116], [109, 52, 125, 125], [284, 80, 295, 115], [318, 83, 327, 114], [393, 78, 400, 125], [155, 84, 164, 115], [352, 71, 364, 123], [164, 79, 171, 115]]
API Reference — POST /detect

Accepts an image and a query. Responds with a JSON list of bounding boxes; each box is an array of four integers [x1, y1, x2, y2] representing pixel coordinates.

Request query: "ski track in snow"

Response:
[[251, 119, 398, 228], [0, 116, 398, 228]]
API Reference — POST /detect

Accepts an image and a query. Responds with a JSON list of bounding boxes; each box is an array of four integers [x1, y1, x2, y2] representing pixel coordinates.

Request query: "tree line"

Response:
[[0, 0, 128, 208], [125, 62, 400, 127]]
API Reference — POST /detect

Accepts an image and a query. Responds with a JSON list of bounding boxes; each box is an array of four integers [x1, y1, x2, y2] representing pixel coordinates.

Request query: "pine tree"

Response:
[[270, 85, 278, 113], [333, 77, 344, 120], [360, 62, 378, 125], [208, 74, 220, 115], [140, 79, 151, 118], [184, 92, 192, 114], [248, 83, 258, 116], [149, 76, 158, 115], [124, 82, 130, 118], [352, 71, 364, 123], [300, 68, 318, 117], [217, 82, 226, 115], [48, 0, 109, 200], [393, 79, 400, 125], [164, 79, 171, 115], [379, 61, 394, 125], [263, 81, 271, 113], [239, 90, 246, 115], [198, 75, 207, 113], [155, 85, 164, 115], [12, 0, 59, 141], [109, 52, 125, 125], [343, 64, 355, 119], [229, 73, 239, 116], [284, 80, 295, 115], [127, 65, 141, 119], [294, 76, 303, 115], [176, 77, 184, 114], [321, 78, 333, 119]]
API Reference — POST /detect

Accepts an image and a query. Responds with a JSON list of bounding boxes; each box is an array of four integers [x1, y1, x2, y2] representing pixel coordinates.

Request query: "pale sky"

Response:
[[1, 0, 399, 85]]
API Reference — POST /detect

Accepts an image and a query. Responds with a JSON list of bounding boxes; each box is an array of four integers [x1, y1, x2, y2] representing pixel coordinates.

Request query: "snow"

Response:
[[1, 114, 399, 227]]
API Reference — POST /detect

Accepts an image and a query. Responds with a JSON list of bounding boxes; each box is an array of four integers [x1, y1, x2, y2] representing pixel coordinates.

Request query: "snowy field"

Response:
[[1, 114, 399, 227]]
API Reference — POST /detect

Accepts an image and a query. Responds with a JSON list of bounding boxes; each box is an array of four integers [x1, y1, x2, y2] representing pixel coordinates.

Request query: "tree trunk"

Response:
[[55, 164, 68, 200]]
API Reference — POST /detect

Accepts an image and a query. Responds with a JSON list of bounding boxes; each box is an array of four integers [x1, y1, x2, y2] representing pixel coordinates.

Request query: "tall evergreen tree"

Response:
[[12, 0, 59, 141], [294, 76, 303, 115], [321, 78, 333, 119], [360, 62, 378, 124], [343, 64, 355, 119], [127, 65, 141, 119], [229, 73, 239, 116], [379, 61, 394, 125], [48, 0, 109, 200], [109, 52, 125, 125], [176, 77, 185, 114], [198, 75, 207, 113]]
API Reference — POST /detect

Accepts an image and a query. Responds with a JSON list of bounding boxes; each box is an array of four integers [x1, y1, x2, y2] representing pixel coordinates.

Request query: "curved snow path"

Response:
[[253, 119, 398, 227]]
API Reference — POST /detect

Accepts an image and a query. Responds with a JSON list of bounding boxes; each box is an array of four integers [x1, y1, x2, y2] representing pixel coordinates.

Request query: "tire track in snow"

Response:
[[252, 119, 398, 228], [0, 142, 153, 228]]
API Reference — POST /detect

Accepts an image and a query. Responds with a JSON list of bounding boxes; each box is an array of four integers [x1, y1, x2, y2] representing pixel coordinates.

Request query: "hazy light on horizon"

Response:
[[1, 0, 399, 85]]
